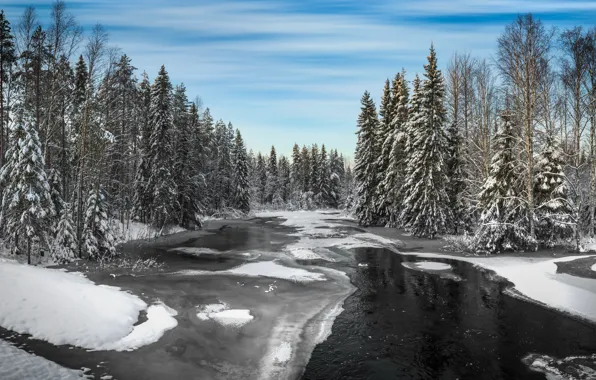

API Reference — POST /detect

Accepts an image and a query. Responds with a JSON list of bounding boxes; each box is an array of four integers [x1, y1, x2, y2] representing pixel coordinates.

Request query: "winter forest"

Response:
[[354, 13, 596, 254], [0, 3, 349, 265]]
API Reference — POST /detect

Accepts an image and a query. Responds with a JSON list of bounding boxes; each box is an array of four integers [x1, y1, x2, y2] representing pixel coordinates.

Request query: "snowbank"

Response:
[[0, 340, 86, 380], [0, 261, 177, 351], [196, 303, 254, 327]]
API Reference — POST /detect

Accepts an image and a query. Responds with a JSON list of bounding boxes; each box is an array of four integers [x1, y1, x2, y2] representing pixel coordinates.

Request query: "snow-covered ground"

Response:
[[0, 340, 87, 380], [112, 220, 186, 242], [0, 261, 177, 351], [592, 263, 596, 272]]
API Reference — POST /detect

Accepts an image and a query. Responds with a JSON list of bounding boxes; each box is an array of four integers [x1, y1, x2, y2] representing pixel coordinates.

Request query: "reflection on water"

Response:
[[302, 247, 596, 380]]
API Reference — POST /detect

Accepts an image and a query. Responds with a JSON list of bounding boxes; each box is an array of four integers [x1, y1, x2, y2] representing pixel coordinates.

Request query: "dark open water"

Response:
[[302, 247, 596, 380]]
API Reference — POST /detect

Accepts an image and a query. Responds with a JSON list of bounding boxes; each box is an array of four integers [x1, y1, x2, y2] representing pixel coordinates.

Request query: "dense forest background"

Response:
[[354, 14, 596, 253], [0, 2, 351, 264]]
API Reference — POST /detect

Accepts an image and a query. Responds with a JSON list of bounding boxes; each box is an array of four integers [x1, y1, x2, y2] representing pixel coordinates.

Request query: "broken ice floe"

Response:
[[196, 303, 254, 327], [523, 353, 596, 380]]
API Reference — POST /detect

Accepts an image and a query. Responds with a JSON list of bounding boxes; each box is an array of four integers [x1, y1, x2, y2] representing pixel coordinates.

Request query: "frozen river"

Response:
[[1, 211, 596, 379]]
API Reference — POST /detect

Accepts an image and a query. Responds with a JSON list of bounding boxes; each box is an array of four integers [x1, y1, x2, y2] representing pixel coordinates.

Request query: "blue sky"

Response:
[[4, 0, 596, 158]]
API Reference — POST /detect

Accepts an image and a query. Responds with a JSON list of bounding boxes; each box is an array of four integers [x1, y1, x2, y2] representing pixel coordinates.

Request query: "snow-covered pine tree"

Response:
[[0, 120, 55, 264], [328, 149, 342, 208], [82, 187, 116, 260], [51, 203, 78, 264], [256, 152, 267, 204], [232, 129, 250, 213], [300, 145, 311, 193], [278, 156, 291, 204], [0, 10, 16, 166], [47, 168, 65, 225], [446, 107, 471, 234], [265, 145, 279, 204], [146, 65, 179, 228], [290, 143, 303, 205], [383, 71, 409, 226], [131, 71, 152, 223], [534, 133, 574, 246], [172, 84, 201, 229], [315, 144, 332, 207], [354, 90, 380, 226], [199, 108, 215, 211], [400, 45, 451, 238], [474, 113, 536, 253], [374, 78, 394, 224]]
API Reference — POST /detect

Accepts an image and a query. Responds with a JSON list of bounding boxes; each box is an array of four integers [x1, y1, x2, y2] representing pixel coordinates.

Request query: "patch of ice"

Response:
[[227, 261, 326, 283], [196, 303, 253, 327], [271, 342, 292, 363], [211, 309, 254, 327], [96, 302, 178, 351], [0, 340, 86, 380], [414, 261, 452, 271], [358, 263, 368, 267], [168, 247, 221, 256]]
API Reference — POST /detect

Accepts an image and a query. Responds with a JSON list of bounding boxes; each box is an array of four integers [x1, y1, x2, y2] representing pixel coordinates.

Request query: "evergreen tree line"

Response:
[[0, 3, 253, 264], [354, 14, 596, 253], [248, 143, 353, 210]]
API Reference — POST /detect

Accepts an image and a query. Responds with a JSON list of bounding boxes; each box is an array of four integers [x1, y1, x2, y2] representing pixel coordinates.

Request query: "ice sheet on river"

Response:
[[401, 251, 596, 323]]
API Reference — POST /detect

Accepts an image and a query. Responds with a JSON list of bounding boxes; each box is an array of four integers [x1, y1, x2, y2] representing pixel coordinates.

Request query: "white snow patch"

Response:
[[211, 309, 254, 327], [196, 303, 253, 327], [0, 261, 177, 351], [271, 342, 292, 363], [97, 302, 178, 351], [227, 261, 326, 283], [358, 263, 368, 267], [414, 261, 452, 271], [0, 340, 86, 380], [592, 263, 596, 272]]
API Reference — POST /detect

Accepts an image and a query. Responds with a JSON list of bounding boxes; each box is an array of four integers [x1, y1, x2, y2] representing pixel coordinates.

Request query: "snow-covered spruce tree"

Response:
[[256, 152, 267, 204], [354, 90, 380, 226], [381, 71, 409, 226], [314, 144, 332, 207], [131, 72, 152, 223], [400, 46, 451, 238], [474, 113, 536, 253], [533, 133, 574, 246], [0, 120, 55, 264], [82, 187, 116, 260], [232, 129, 250, 213], [300, 145, 311, 193], [265, 145, 279, 204], [51, 203, 78, 264], [172, 84, 201, 229], [197, 108, 215, 212], [446, 112, 472, 234], [278, 156, 291, 204], [47, 168, 65, 225], [290, 143, 303, 205], [374, 78, 394, 224], [328, 149, 343, 208], [147, 65, 179, 229]]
